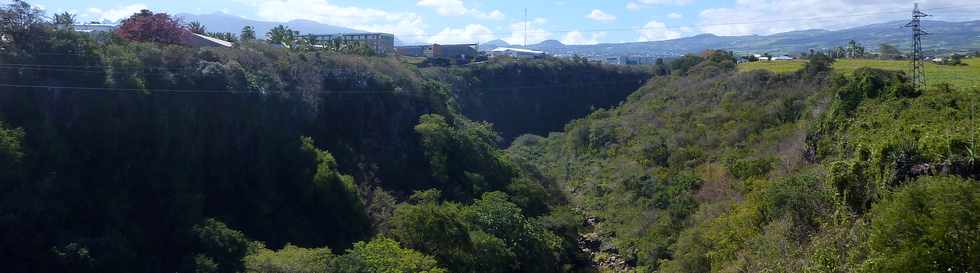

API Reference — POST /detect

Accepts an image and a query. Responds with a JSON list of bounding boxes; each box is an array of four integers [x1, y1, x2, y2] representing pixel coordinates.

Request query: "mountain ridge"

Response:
[[175, 12, 361, 37], [483, 20, 980, 57]]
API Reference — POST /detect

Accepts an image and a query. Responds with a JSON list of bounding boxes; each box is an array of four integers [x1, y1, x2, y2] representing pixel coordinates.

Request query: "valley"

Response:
[[1, 2, 979, 273]]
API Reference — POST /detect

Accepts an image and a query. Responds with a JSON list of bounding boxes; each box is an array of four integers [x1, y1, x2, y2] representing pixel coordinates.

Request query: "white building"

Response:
[[73, 23, 117, 33], [305, 33, 395, 55], [489, 47, 546, 59]]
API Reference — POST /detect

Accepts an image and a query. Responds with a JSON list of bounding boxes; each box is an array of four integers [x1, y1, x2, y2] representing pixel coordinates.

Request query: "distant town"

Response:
[[72, 18, 977, 67]]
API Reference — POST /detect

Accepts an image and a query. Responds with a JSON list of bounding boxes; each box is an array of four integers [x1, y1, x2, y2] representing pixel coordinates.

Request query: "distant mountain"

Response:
[[175, 12, 362, 37], [480, 39, 511, 49], [483, 20, 980, 58]]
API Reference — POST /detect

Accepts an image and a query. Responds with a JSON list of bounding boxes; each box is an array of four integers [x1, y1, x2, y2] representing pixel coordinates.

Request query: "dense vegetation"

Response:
[[0, 3, 589, 273], [2, 2, 978, 273], [738, 58, 980, 89], [511, 50, 980, 272]]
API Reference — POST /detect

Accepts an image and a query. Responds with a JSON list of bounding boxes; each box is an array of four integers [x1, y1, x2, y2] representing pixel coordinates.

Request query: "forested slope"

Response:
[[0, 9, 585, 273], [509, 53, 980, 273], [425, 59, 651, 143]]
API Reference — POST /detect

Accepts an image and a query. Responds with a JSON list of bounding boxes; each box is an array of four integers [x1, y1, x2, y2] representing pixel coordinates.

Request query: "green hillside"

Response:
[[513, 54, 980, 272], [739, 58, 980, 88]]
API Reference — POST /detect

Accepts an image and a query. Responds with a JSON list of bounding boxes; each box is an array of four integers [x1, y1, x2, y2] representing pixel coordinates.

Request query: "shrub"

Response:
[[727, 157, 776, 180], [862, 176, 980, 273], [335, 237, 448, 273], [244, 245, 333, 273]]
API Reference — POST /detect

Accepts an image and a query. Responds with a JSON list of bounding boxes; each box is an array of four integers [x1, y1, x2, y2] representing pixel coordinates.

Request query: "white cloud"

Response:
[[472, 9, 505, 20], [83, 4, 148, 22], [504, 18, 552, 46], [628, 0, 695, 11], [417, 0, 467, 16], [626, 2, 642, 11], [697, 0, 980, 36], [245, 0, 427, 42], [562, 31, 607, 45], [638, 0, 695, 5], [585, 9, 616, 22], [428, 24, 495, 44], [667, 12, 683, 19], [416, 0, 505, 20], [638, 20, 684, 41]]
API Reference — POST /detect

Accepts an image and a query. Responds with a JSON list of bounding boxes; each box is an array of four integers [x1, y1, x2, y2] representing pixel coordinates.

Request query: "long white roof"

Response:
[[193, 33, 234, 47]]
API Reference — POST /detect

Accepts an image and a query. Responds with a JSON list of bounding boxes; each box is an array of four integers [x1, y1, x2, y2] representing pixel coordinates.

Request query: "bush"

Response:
[[244, 245, 333, 273], [0, 121, 24, 177], [192, 219, 261, 273], [727, 157, 776, 180], [862, 176, 980, 273]]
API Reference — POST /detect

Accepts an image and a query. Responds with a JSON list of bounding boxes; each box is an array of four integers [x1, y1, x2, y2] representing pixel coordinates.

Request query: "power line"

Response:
[[0, 77, 650, 96]]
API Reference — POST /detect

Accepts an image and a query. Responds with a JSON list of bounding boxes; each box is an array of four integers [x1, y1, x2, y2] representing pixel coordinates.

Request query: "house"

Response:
[[605, 56, 624, 65], [397, 45, 427, 57], [770, 55, 795, 61], [397, 43, 479, 60], [433, 44, 478, 60], [489, 47, 546, 59], [305, 33, 395, 55]]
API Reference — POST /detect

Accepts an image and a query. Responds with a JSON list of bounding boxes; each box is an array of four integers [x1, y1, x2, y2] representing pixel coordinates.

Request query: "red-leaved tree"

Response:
[[114, 9, 185, 44]]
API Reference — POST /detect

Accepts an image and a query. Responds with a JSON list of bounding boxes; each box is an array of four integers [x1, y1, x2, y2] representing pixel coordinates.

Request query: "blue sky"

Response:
[[22, 0, 980, 44]]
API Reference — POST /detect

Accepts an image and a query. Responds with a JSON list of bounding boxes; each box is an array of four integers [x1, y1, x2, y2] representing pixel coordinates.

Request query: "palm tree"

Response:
[[240, 25, 256, 41], [53, 12, 76, 30], [188, 21, 206, 34], [266, 25, 296, 47]]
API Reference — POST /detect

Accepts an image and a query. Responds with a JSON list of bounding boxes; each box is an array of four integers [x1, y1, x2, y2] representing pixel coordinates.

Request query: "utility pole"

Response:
[[905, 3, 929, 92], [523, 8, 528, 48]]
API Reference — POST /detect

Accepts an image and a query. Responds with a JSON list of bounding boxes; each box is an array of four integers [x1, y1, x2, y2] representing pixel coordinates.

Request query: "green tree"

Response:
[[388, 190, 474, 271], [0, 121, 24, 177], [847, 40, 865, 58], [414, 114, 515, 199], [52, 11, 76, 30], [415, 114, 454, 183], [879, 43, 902, 60], [192, 219, 260, 273], [800, 52, 835, 79], [862, 176, 980, 273], [0, 0, 45, 45], [240, 25, 256, 41], [244, 245, 334, 273], [669, 54, 705, 75], [335, 237, 448, 273], [463, 192, 561, 273]]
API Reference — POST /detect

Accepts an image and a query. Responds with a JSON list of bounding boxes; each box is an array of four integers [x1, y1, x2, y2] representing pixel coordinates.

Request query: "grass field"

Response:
[[738, 58, 980, 89]]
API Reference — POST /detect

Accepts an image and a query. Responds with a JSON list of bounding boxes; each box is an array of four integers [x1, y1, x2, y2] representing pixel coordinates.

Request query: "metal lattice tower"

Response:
[[905, 3, 930, 91]]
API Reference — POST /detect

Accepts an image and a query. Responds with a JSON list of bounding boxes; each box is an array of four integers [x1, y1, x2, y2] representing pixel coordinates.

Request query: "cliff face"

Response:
[[0, 34, 456, 272], [426, 59, 651, 144]]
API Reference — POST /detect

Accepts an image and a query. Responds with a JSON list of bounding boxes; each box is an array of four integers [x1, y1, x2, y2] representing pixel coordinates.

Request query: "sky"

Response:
[[20, 0, 980, 45]]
